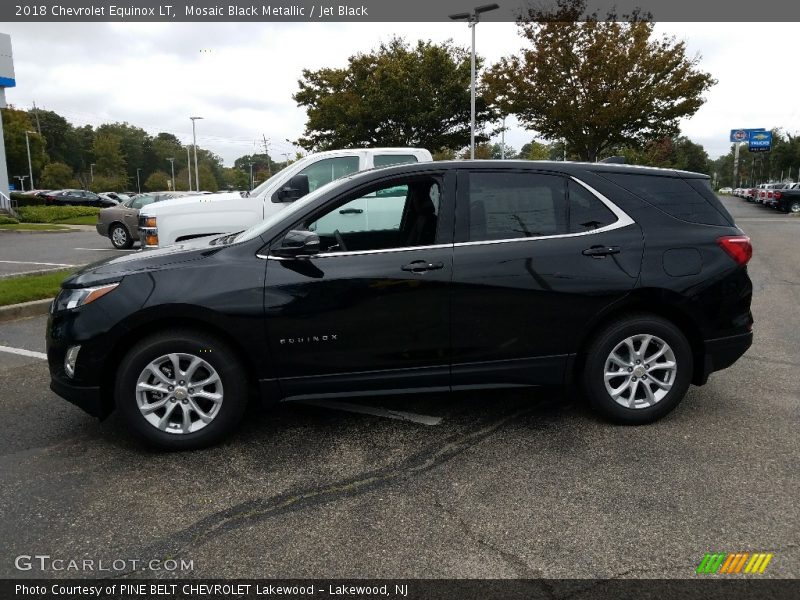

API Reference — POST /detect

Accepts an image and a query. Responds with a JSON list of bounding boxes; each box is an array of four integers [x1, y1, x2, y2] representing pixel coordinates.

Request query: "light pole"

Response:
[[190, 116, 203, 191], [136, 168, 142, 194], [90, 163, 96, 182], [186, 146, 192, 191], [449, 4, 499, 159], [14, 175, 27, 192], [24, 130, 36, 188], [167, 157, 175, 191]]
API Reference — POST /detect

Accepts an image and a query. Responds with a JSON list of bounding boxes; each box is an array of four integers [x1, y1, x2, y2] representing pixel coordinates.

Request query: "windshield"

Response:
[[235, 177, 350, 243], [248, 167, 292, 197]]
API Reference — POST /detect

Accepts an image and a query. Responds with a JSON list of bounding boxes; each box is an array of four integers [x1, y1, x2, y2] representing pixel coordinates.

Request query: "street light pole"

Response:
[[136, 168, 142, 194], [190, 116, 203, 191], [449, 4, 499, 160], [14, 175, 27, 192], [24, 130, 35, 188], [167, 158, 175, 191], [90, 163, 96, 183]]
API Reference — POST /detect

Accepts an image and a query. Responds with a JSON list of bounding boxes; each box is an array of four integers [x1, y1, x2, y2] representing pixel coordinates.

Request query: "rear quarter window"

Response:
[[374, 154, 419, 168], [598, 173, 732, 226]]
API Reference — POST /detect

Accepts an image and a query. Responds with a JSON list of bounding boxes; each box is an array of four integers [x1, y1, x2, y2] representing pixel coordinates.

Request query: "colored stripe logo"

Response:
[[696, 552, 773, 574]]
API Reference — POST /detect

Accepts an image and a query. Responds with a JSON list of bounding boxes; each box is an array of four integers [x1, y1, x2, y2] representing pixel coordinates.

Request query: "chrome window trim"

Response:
[[259, 175, 635, 261]]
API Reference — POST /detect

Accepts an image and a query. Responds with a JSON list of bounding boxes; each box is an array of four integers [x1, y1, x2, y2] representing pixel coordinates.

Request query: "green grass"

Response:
[[0, 269, 72, 306], [0, 223, 70, 231], [54, 215, 97, 225], [16, 205, 100, 224]]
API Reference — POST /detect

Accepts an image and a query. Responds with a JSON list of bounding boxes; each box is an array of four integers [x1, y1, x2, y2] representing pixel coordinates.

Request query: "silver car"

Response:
[[96, 192, 181, 249]]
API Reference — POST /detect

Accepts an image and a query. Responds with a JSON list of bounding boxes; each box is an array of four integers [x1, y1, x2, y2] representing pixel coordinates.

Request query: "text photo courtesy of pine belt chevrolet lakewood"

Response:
[[47, 160, 753, 450]]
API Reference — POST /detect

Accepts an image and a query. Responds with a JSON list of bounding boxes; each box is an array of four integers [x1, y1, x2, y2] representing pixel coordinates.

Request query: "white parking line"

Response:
[[0, 260, 75, 267], [0, 345, 47, 360], [296, 399, 442, 426]]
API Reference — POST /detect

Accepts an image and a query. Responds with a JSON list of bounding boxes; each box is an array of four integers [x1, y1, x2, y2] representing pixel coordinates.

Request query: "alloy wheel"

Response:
[[603, 334, 677, 409], [135, 353, 224, 434]]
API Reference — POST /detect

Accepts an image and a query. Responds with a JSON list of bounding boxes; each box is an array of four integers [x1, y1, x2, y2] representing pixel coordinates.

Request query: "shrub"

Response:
[[0, 215, 20, 224], [16, 205, 101, 223]]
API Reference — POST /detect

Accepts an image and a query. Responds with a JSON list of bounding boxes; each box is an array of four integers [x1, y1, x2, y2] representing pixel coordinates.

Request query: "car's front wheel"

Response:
[[109, 223, 133, 249], [582, 314, 693, 424], [788, 200, 800, 214], [115, 330, 248, 450]]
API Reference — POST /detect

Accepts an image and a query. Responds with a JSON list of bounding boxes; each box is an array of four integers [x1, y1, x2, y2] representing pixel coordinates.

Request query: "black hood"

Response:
[[64, 237, 221, 288]]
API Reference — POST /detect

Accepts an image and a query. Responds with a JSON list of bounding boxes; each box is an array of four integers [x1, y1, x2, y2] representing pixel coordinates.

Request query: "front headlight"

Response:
[[52, 283, 119, 313]]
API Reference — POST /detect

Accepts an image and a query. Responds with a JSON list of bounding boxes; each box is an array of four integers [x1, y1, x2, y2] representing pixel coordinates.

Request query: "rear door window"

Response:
[[466, 172, 568, 241], [374, 154, 419, 168]]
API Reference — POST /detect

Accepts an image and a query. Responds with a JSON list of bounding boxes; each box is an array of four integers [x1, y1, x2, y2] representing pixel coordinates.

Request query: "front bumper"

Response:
[[49, 376, 108, 419], [95, 222, 108, 236]]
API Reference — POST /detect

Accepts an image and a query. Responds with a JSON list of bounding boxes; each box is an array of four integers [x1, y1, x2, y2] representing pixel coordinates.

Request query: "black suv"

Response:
[[47, 161, 753, 449]]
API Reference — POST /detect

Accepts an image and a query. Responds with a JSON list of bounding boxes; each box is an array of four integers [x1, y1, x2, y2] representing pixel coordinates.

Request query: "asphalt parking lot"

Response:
[[0, 226, 138, 277], [0, 196, 797, 580]]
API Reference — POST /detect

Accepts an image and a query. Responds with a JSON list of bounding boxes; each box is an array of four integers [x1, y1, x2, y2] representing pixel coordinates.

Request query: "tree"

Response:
[[93, 133, 126, 177], [460, 144, 493, 160], [295, 37, 495, 152], [483, 0, 716, 161], [490, 143, 518, 159], [40, 162, 75, 189], [520, 140, 551, 160], [96, 122, 150, 184], [144, 171, 170, 191], [1, 107, 47, 185]]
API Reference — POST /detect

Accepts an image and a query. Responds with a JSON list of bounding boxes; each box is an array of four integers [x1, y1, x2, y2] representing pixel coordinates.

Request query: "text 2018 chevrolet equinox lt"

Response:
[[47, 161, 753, 449]]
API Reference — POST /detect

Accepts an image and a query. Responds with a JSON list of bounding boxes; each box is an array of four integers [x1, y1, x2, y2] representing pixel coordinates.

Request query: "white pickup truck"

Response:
[[138, 148, 432, 249]]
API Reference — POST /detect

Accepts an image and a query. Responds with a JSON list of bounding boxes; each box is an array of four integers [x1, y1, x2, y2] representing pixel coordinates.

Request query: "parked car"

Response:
[[48, 160, 753, 449], [744, 188, 756, 201], [719, 187, 733, 195], [96, 192, 180, 249], [773, 185, 800, 213], [138, 148, 433, 249], [99, 192, 131, 204], [41, 189, 116, 207]]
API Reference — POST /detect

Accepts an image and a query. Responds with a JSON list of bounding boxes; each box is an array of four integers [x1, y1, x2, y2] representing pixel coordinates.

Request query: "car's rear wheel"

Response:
[[116, 330, 248, 450], [109, 223, 133, 249], [582, 314, 692, 424], [789, 201, 800, 214]]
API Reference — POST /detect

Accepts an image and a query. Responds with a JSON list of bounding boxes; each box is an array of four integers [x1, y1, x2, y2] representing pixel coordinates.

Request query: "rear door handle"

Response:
[[402, 260, 444, 273], [582, 245, 620, 258]]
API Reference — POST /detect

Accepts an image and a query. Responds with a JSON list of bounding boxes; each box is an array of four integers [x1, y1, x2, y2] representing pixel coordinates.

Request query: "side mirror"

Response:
[[273, 174, 310, 203], [273, 229, 320, 259]]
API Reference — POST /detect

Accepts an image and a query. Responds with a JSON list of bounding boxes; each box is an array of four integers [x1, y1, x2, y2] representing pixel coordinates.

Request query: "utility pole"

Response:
[[190, 116, 203, 192], [90, 163, 95, 182], [262, 135, 271, 176], [31, 100, 41, 135], [136, 168, 142, 194], [167, 158, 175, 191], [248, 161, 253, 190], [24, 130, 35, 189]]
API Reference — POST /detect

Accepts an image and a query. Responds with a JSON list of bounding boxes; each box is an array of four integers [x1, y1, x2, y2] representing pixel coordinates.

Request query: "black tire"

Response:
[[109, 223, 133, 249], [582, 313, 693, 425], [789, 201, 800, 214], [115, 329, 248, 450]]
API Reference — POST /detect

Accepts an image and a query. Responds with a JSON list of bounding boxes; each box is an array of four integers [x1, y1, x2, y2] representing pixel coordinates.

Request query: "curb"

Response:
[[0, 298, 53, 323]]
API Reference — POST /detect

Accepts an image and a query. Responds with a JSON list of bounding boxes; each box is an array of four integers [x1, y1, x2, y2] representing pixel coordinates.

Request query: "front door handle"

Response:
[[402, 260, 444, 273], [582, 245, 620, 258], [339, 208, 364, 215]]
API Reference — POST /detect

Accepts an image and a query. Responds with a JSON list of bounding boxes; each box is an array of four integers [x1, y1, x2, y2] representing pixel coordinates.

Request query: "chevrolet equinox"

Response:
[[47, 161, 753, 449]]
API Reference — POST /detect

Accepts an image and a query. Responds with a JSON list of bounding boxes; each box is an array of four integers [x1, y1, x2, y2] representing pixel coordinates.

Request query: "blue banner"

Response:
[[748, 131, 772, 152]]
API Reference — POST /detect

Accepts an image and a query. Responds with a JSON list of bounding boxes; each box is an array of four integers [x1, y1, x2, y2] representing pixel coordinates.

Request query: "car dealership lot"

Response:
[[0, 197, 797, 579]]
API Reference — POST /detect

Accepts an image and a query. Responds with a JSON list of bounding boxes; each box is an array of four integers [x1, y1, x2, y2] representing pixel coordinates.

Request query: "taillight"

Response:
[[774, 191, 782, 200], [768, 191, 773, 198], [718, 235, 752, 266]]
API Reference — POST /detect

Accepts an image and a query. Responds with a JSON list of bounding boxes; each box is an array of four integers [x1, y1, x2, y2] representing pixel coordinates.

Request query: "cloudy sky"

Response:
[[2, 22, 798, 165]]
